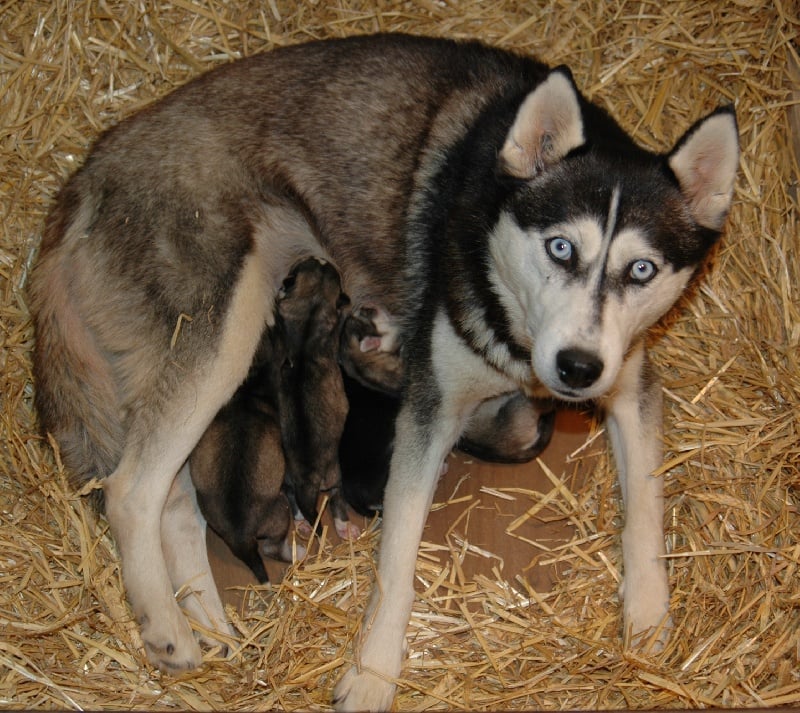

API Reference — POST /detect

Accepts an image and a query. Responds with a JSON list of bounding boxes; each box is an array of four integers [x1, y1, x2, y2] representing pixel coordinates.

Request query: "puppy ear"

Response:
[[499, 67, 585, 179], [668, 106, 739, 230]]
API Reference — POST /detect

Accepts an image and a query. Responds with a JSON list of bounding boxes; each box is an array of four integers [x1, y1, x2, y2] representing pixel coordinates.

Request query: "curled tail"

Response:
[[29, 184, 124, 483]]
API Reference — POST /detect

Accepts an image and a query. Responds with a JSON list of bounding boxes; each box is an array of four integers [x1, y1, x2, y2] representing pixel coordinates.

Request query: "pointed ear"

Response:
[[499, 67, 585, 179], [668, 106, 739, 230]]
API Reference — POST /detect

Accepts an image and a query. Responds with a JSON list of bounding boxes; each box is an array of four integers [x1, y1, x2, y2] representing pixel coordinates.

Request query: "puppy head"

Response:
[[278, 257, 346, 342]]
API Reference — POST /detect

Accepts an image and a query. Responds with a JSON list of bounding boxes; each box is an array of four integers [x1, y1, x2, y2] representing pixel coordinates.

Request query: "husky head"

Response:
[[489, 69, 739, 402]]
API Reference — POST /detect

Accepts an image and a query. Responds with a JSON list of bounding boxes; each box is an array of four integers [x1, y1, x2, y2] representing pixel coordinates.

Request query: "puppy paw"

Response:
[[272, 535, 307, 562], [359, 335, 384, 352], [334, 518, 362, 541], [333, 666, 397, 712], [356, 304, 400, 353], [140, 610, 202, 672], [294, 516, 314, 538]]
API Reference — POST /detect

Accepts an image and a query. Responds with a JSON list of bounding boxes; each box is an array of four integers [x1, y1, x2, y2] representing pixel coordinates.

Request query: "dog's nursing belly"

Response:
[[30, 33, 738, 708]]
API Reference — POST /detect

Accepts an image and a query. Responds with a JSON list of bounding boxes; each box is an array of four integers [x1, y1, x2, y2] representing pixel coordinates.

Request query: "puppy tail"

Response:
[[29, 187, 124, 484]]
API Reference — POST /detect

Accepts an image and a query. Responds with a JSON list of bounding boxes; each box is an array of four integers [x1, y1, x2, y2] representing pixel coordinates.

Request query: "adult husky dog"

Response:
[[30, 33, 738, 710]]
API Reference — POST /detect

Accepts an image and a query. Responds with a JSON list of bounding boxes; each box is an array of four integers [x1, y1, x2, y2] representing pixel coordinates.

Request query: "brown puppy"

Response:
[[191, 258, 355, 583], [338, 306, 558, 516], [275, 258, 357, 541], [189, 292, 293, 584]]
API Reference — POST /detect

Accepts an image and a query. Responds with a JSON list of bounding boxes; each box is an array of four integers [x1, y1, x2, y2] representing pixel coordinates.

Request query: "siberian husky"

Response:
[[30, 33, 738, 710]]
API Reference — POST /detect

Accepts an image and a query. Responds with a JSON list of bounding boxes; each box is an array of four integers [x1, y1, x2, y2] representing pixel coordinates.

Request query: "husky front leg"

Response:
[[334, 397, 464, 711], [605, 343, 671, 646]]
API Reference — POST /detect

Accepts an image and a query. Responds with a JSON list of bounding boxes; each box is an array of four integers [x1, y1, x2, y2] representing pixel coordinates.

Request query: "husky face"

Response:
[[490, 156, 713, 402], [479, 70, 737, 405]]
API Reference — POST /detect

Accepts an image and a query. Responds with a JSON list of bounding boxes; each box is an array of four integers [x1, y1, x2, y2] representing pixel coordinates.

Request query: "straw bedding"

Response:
[[1, 1, 798, 709]]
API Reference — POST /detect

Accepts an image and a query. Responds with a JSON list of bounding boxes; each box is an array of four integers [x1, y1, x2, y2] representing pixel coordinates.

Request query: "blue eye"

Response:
[[546, 237, 574, 266], [629, 259, 657, 284]]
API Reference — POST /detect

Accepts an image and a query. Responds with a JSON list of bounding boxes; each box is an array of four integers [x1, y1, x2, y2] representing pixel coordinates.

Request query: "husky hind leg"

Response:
[[30, 196, 125, 483], [161, 463, 235, 649], [103, 250, 274, 671]]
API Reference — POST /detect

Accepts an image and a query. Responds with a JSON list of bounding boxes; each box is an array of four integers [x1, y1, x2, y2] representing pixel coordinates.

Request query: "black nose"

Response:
[[556, 348, 603, 389]]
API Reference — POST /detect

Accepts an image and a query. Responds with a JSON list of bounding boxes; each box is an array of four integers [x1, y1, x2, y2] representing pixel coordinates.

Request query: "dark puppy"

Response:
[[191, 257, 356, 582], [338, 307, 558, 517], [457, 393, 557, 464], [189, 344, 295, 584], [338, 307, 403, 516], [277, 258, 359, 540], [189, 278, 304, 583]]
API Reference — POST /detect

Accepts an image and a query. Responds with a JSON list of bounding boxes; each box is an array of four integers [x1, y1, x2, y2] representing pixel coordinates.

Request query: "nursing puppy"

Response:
[[188, 326, 293, 585], [192, 263, 398, 581], [30, 33, 738, 707], [189, 258, 349, 583], [338, 307, 557, 515], [338, 306, 402, 517], [275, 258, 357, 540]]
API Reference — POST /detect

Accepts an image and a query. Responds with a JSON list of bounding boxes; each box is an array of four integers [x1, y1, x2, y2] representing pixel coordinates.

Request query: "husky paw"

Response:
[[619, 578, 672, 651], [333, 667, 396, 712], [180, 595, 235, 655], [195, 626, 235, 658], [334, 518, 362, 541], [140, 611, 202, 672]]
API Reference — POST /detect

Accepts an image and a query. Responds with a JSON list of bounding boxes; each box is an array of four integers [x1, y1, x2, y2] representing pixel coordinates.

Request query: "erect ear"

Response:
[[499, 67, 585, 179], [667, 106, 739, 230]]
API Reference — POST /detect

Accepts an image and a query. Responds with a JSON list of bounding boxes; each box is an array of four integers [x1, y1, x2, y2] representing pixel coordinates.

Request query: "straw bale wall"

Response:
[[1, 1, 798, 709]]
